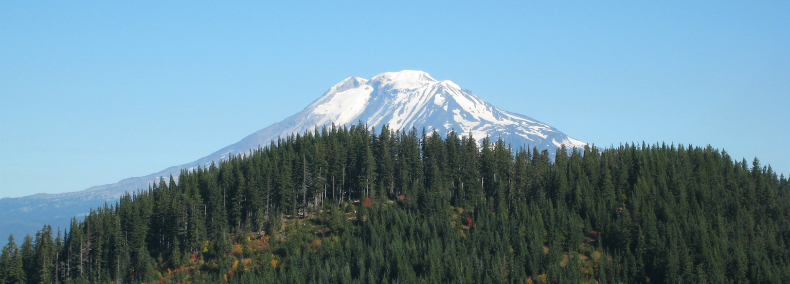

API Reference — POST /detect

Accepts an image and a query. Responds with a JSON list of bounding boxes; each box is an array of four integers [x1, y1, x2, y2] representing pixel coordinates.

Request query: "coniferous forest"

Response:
[[1, 124, 789, 283]]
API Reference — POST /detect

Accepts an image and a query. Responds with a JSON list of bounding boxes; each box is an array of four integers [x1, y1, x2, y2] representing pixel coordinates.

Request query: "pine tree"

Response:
[[32, 225, 55, 284], [18, 234, 33, 283], [1, 235, 26, 284], [376, 125, 395, 198]]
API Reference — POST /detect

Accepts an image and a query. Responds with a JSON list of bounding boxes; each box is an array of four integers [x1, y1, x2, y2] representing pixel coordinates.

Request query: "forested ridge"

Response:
[[1, 123, 789, 283]]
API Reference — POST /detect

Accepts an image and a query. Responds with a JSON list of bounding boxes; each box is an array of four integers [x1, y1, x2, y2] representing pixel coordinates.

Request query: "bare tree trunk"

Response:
[[80, 241, 83, 276], [302, 155, 308, 218], [116, 255, 120, 284], [265, 181, 271, 223]]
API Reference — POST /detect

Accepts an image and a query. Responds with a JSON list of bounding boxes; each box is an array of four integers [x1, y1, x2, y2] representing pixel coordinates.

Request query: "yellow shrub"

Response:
[[202, 240, 211, 253], [231, 244, 244, 257], [243, 258, 252, 271], [231, 259, 239, 272]]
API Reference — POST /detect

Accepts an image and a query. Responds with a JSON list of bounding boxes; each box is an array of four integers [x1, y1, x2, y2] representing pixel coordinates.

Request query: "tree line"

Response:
[[1, 123, 788, 283]]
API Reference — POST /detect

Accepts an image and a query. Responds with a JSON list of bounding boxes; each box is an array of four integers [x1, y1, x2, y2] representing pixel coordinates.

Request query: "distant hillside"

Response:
[[2, 126, 788, 283]]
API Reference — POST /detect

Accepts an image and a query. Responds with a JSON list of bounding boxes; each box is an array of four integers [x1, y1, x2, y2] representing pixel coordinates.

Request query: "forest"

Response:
[[1, 123, 788, 283]]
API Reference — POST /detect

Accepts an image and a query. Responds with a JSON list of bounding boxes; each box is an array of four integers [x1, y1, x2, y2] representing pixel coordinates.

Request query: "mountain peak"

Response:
[[301, 71, 584, 151], [329, 76, 369, 94], [370, 70, 436, 89], [239, 70, 585, 155]]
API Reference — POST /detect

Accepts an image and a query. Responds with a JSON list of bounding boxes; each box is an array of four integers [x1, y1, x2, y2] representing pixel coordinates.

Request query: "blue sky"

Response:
[[1, 2, 788, 198]]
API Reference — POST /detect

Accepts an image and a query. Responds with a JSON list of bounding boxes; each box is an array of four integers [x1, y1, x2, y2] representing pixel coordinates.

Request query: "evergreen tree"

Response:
[[18, 235, 33, 283], [1, 235, 25, 284], [32, 225, 55, 284]]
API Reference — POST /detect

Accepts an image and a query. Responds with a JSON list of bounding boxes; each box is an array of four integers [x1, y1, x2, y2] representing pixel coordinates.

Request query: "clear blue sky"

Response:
[[1, 2, 788, 198]]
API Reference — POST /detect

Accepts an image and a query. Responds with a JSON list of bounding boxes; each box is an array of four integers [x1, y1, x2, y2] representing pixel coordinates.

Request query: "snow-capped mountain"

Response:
[[204, 70, 584, 164], [0, 70, 584, 238]]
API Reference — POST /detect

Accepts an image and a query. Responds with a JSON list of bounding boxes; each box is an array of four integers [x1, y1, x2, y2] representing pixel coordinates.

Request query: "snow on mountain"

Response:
[[206, 70, 584, 164], [0, 70, 585, 238]]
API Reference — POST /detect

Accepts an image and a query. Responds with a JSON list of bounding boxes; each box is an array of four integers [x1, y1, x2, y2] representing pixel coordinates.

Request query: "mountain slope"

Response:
[[0, 70, 584, 238], [204, 70, 583, 164]]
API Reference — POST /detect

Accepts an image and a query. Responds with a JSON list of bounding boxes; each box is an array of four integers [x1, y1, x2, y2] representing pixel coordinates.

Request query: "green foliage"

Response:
[[2, 125, 790, 283]]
